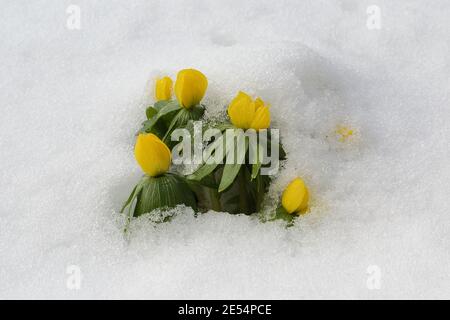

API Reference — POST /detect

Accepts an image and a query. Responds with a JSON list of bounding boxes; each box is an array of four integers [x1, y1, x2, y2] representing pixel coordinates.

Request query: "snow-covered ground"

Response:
[[1, 0, 449, 299]]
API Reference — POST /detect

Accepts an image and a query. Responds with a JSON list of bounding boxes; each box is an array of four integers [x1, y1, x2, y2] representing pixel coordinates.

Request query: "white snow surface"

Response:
[[1, 0, 449, 299]]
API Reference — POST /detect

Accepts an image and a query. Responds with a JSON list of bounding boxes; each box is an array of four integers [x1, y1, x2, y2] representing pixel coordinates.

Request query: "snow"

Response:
[[1, 0, 449, 299]]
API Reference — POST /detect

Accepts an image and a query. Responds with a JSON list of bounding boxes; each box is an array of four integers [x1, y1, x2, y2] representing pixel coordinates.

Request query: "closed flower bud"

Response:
[[227, 91, 270, 130], [281, 177, 309, 214], [134, 133, 171, 177], [155, 76, 173, 101], [174, 69, 208, 109]]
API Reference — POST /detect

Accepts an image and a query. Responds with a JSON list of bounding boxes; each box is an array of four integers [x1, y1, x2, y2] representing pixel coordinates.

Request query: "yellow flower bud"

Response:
[[174, 69, 208, 109], [227, 91, 254, 129], [155, 76, 173, 101], [134, 133, 171, 177], [227, 91, 270, 130], [281, 177, 309, 214]]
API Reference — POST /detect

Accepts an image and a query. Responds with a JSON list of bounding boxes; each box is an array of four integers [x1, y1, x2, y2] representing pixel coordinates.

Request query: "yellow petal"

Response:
[[336, 125, 354, 142], [296, 187, 309, 214], [227, 91, 255, 129], [254, 98, 265, 110], [281, 177, 309, 214], [174, 69, 208, 109], [155, 76, 173, 101], [250, 102, 270, 130], [134, 133, 171, 177]]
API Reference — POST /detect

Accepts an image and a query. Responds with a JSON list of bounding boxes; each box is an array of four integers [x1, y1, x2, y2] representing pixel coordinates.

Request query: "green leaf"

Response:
[[181, 173, 222, 212], [250, 139, 262, 180], [163, 105, 205, 144], [188, 134, 226, 181], [121, 181, 146, 233], [163, 109, 184, 142], [188, 104, 205, 121], [272, 206, 295, 226], [120, 183, 139, 213], [184, 174, 218, 189], [251, 161, 261, 180], [141, 101, 181, 133], [214, 122, 234, 132], [138, 119, 168, 138], [188, 163, 219, 181], [133, 173, 197, 216], [153, 100, 170, 111], [218, 165, 258, 214], [146, 106, 158, 119], [218, 138, 249, 192], [279, 141, 286, 160]]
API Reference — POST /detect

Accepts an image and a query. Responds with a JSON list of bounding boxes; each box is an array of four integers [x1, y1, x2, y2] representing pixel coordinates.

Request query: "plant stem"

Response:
[[255, 174, 263, 212], [209, 173, 222, 212], [238, 167, 249, 213], [208, 188, 221, 212]]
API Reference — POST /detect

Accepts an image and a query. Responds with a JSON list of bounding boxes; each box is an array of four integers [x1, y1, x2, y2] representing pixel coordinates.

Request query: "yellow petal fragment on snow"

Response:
[[336, 125, 354, 142]]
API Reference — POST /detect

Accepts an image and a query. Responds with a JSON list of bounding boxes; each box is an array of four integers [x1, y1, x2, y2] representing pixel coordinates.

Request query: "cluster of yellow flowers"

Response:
[[125, 68, 310, 225]]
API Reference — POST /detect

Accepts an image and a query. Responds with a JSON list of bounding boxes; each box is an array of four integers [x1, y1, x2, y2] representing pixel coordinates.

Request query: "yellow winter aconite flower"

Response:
[[227, 91, 270, 130], [281, 177, 309, 214], [155, 76, 173, 101], [134, 133, 171, 177], [174, 69, 208, 109]]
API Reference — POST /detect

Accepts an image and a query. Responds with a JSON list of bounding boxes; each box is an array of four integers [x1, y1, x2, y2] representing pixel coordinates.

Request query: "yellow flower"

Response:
[[281, 177, 309, 214], [134, 133, 171, 177], [227, 91, 270, 130], [174, 69, 208, 109], [155, 76, 173, 101]]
